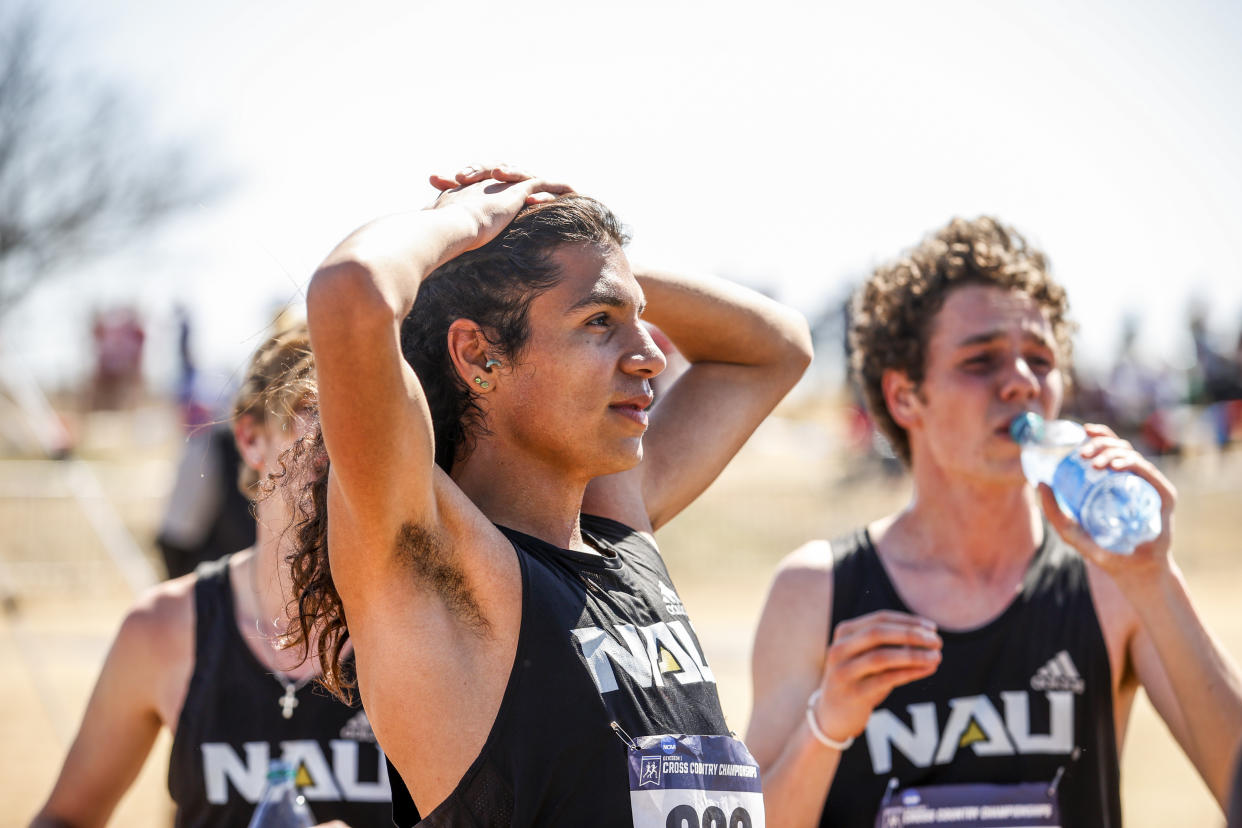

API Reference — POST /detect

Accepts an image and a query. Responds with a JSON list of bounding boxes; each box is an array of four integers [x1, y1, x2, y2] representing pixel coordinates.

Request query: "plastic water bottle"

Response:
[[247, 759, 316, 828], [1010, 413, 1162, 554]]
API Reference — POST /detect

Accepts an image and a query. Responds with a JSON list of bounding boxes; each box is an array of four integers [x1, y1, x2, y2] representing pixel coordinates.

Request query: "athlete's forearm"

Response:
[[755, 721, 844, 828], [309, 207, 482, 323], [634, 267, 813, 377], [1125, 561, 1242, 805]]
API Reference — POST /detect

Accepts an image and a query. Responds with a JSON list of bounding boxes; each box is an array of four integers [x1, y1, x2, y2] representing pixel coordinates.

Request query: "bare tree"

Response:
[[0, 4, 223, 318]]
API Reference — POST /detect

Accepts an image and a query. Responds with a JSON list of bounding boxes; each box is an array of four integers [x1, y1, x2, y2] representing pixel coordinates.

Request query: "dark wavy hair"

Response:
[[284, 195, 628, 699], [849, 216, 1075, 466]]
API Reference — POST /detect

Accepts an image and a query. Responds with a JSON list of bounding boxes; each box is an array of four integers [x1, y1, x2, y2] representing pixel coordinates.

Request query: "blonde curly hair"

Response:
[[849, 216, 1075, 465], [230, 318, 316, 495]]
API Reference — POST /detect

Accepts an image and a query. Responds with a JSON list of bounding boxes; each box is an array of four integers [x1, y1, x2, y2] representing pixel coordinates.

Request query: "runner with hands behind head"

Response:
[[295, 164, 813, 827], [746, 217, 1242, 827]]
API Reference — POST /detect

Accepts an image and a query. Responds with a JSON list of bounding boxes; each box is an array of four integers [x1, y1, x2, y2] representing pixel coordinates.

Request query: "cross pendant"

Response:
[[280, 685, 299, 719]]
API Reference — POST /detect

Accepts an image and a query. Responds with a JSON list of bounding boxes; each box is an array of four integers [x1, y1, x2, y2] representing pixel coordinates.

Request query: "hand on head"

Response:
[[423, 162, 575, 253], [429, 161, 573, 204]]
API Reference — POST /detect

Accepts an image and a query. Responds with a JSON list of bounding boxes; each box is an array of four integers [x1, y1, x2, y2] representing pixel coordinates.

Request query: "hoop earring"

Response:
[[484, 358, 502, 370]]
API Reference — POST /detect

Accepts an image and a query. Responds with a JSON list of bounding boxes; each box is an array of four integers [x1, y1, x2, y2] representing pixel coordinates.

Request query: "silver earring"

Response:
[[473, 377, 490, 390], [484, 358, 502, 370]]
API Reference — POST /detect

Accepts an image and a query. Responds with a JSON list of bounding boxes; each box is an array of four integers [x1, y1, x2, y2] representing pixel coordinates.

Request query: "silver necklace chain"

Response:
[[247, 552, 315, 719]]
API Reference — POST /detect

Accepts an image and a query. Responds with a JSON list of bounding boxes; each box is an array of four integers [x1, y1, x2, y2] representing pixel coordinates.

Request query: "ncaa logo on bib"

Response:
[[661, 736, 678, 755], [639, 755, 662, 788]]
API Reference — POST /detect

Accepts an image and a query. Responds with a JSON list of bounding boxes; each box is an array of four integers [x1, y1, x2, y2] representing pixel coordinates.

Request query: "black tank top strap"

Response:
[[828, 528, 891, 631], [190, 554, 231, 683]]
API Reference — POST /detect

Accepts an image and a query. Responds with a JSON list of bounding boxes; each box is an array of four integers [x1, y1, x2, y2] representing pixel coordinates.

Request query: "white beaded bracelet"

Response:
[[805, 689, 854, 751]]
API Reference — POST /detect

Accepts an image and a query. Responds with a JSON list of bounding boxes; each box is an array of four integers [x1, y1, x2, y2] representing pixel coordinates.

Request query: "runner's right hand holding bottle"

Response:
[[1011, 413, 1162, 554]]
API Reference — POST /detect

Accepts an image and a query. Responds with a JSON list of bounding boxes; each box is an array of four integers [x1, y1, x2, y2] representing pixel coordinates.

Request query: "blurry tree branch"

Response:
[[0, 4, 225, 320]]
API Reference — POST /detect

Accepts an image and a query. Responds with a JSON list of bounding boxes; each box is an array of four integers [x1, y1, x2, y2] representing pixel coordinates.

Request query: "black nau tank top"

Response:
[[168, 555, 393, 828], [393, 514, 733, 827], [820, 527, 1122, 828]]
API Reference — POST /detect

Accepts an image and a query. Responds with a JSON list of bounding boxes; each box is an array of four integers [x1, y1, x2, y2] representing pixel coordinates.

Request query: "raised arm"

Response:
[[306, 170, 570, 579], [1040, 425, 1242, 807], [585, 266, 812, 530], [30, 585, 191, 828]]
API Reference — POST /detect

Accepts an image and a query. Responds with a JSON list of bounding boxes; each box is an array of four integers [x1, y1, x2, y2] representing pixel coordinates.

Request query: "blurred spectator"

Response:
[[156, 421, 255, 579], [88, 307, 145, 410], [173, 304, 212, 431], [1188, 303, 1242, 405]]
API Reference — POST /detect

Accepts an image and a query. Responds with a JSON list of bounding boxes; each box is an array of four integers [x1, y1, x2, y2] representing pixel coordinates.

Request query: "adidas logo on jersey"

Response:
[[660, 581, 687, 617], [1030, 650, 1085, 694], [340, 710, 376, 742]]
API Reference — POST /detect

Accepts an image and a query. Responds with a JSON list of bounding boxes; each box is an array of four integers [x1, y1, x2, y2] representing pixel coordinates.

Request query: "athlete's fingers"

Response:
[[455, 161, 530, 185], [1087, 447, 1137, 470], [491, 163, 533, 181], [1082, 422, 1119, 440], [429, 173, 459, 191], [829, 622, 941, 664], [856, 663, 941, 701], [1037, 483, 1101, 560], [517, 178, 575, 205], [834, 610, 936, 642], [835, 644, 941, 683], [1116, 454, 1177, 519], [1078, 436, 1131, 461]]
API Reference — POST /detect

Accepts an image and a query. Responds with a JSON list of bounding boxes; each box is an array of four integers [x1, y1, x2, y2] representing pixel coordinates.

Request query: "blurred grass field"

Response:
[[2, 403, 1239, 827]]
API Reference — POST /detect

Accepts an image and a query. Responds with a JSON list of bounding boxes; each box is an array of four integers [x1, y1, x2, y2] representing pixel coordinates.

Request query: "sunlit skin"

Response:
[[901, 284, 1065, 489], [307, 165, 814, 816], [454, 243, 666, 519], [748, 278, 1242, 827]]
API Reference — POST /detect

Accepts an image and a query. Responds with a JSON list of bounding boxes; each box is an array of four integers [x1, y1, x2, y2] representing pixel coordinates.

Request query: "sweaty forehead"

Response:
[[931, 284, 1053, 347]]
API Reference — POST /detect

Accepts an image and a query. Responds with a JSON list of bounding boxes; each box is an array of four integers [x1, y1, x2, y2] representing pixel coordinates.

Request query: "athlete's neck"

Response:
[[232, 494, 324, 680], [451, 442, 594, 553], [875, 464, 1044, 582]]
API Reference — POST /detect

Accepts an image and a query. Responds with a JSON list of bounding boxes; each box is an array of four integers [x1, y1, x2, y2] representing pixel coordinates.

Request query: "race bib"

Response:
[[627, 734, 765, 828], [875, 781, 1061, 827]]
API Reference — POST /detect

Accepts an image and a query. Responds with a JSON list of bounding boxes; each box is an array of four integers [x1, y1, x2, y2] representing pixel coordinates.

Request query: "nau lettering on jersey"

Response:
[[864, 691, 1075, 774], [202, 739, 391, 804], [572, 620, 715, 694]]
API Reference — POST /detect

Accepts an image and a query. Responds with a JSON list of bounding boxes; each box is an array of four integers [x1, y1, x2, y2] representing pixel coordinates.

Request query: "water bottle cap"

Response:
[[266, 759, 297, 783], [1009, 412, 1046, 444]]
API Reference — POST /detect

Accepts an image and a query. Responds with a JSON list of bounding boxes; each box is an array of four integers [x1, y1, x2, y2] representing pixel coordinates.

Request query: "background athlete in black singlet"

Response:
[[292, 164, 812, 823], [31, 322, 391, 827], [746, 217, 1242, 826]]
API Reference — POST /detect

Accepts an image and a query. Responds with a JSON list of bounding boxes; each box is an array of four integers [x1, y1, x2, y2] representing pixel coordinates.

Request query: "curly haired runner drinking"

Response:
[[291, 164, 813, 826], [745, 217, 1242, 827]]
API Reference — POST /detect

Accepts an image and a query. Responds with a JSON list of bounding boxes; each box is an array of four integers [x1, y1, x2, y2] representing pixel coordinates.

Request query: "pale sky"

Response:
[[8, 0, 1242, 403]]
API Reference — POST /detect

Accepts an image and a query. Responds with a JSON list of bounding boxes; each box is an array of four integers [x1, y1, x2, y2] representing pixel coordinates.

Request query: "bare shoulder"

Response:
[[755, 540, 835, 653], [769, 539, 835, 603], [118, 573, 195, 667]]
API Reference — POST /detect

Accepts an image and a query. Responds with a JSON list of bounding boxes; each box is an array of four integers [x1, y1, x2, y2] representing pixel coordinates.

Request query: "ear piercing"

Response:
[[473, 377, 490, 390], [484, 358, 502, 370]]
